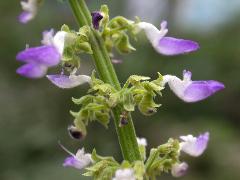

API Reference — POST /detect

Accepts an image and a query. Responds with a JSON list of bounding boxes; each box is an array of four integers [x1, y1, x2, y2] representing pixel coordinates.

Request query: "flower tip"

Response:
[[158, 37, 199, 56], [91, 11, 103, 29], [180, 132, 209, 157]]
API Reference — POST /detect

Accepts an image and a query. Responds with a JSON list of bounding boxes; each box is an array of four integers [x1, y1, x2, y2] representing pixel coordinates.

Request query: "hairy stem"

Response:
[[68, 0, 141, 162]]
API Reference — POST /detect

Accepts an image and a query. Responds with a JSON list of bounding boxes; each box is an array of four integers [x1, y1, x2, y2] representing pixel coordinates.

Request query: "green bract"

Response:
[[71, 72, 164, 135]]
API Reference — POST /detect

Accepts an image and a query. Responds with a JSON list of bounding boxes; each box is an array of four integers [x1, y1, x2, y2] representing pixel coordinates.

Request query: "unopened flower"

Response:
[[91, 11, 103, 29], [179, 132, 209, 157], [113, 168, 135, 180], [137, 21, 199, 55], [171, 162, 188, 177], [18, 0, 40, 24], [137, 137, 147, 147], [62, 147, 92, 170], [162, 70, 225, 102], [46, 73, 91, 89], [16, 30, 67, 78]]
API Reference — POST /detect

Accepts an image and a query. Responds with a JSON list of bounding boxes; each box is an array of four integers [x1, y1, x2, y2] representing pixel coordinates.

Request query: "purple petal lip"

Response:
[[63, 156, 82, 169], [195, 132, 209, 156], [16, 45, 61, 67], [16, 63, 47, 78], [157, 37, 199, 56], [183, 80, 225, 102], [46, 74, 90, 89], [18, 12, 32, 24], [91, 11, 103, 29]]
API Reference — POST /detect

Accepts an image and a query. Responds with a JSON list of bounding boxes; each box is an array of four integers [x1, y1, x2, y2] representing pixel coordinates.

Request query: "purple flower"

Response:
[[179, 132, 209, 157], [162, 70, 225, 102], [137, 21, 199, 55], [171, 162, 188, 177], [18, 0, 39, 24], [46, 74, 91, 89], [91, 11, 103, 29], [16, 30, 67, 78], [63, 148, 92, 170]]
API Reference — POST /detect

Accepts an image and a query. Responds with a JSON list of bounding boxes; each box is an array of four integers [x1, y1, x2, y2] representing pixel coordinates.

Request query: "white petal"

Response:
[[137, 137, 147, 147], [113, 168, 135, 180], [53, 31, 68, 55], [171, 162, 188, 177], [41, 29, 55, 46]]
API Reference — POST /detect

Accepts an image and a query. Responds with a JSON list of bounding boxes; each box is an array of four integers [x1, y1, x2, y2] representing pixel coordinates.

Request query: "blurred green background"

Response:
[[1, 0, 240, 179]]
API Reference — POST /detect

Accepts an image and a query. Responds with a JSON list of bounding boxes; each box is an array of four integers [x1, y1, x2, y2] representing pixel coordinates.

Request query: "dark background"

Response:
[[1, 0, 240, 179]]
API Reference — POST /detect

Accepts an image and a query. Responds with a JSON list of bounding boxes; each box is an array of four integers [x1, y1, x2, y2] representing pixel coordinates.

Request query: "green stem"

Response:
[[68, 0, 141, 162]]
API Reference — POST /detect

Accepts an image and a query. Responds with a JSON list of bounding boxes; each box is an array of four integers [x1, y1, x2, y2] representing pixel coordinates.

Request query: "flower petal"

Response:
[[183, 80, 225, 102], [171, 162, 188, 177], [16, 63, 47, 78], [53, 31, 67, 55], [18, 11, 34, 24], [63, 156, 84, 170], [180, 132, 209, 157], [113, 168, 135, 180], [91, 11, 103, 29], [46, 74, 91, 89], [41, 29, 54, 45], [157, 37, 199, 55], [16, 45, 61, 67]]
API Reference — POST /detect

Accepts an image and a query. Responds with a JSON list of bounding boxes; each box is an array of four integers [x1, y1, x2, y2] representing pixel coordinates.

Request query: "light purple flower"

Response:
[[18, 0, 39, 24], [16, 30, 67, 78], [63, 148, 92, 170], [46, 74, 91, 89], [137, 21, 199, 55], [179, 132, 209, 157], [113, 168, 135, 180], [162, 70, 225, 102], [91, 11, 103, 29], [171, 162, 188, 177]]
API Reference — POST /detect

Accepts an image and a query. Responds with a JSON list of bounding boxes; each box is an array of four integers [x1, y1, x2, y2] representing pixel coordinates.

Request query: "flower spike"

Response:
[[179, 132, 209, 157], [162, 70, 225, 102], [137, 21, 199, 55]]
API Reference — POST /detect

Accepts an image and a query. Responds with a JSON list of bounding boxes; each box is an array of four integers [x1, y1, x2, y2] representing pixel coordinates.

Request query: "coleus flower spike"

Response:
[[16, 30, 67, 78], [137, 21, 199, 55], [18, 0, 41, 24], [179, 132, 209, 157], [162, 70, 225, 102], [91, 11, 103, 29]]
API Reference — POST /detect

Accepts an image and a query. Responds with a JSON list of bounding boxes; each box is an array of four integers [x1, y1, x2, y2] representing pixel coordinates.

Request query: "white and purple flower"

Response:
[[16, 30, 67, 78], [137, 21, 199, 55], [63, 148, 92, 170], [162, 70, 225, 102], [113, 168, 135, 180], [18, 0, 40, 24], [171, 162, 188, 177], [179, 132, 209, 157]]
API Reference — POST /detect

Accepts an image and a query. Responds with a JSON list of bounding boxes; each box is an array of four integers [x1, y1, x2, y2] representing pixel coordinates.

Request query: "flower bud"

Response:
[[68, 125, 85, 140]]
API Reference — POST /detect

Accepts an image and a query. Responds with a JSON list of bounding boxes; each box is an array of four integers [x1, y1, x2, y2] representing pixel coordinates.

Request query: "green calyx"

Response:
[[81, 138, 180, 180], [71, 72, 164, 135]]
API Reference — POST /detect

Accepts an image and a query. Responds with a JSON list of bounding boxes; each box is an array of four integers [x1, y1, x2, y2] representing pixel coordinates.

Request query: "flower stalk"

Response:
[[68, 0, 141, 162]]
